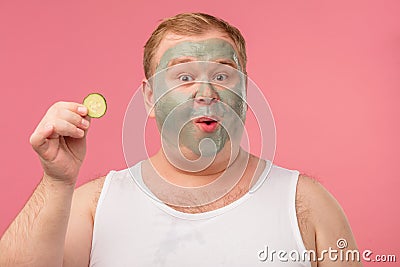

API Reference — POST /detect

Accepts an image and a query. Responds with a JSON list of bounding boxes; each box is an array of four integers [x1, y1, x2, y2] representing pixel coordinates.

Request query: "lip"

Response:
[[194, 116, 220, 133]]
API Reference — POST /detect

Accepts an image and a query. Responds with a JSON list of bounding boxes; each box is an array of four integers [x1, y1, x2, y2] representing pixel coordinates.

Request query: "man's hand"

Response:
[[0, 101, 93, 267], [30, 101, 90, 185]]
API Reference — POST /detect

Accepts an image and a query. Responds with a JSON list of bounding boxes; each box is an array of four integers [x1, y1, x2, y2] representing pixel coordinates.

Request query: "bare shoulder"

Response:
[[296, 174, 349, 232], [74, 176, 107, 219], [296, 174, 362, 266]]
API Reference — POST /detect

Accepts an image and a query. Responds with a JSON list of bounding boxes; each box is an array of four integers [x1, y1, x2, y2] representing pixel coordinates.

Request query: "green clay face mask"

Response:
[[155, 38, 241, 73], [148, 39, 247, 171], [122, 37, 276, 206]]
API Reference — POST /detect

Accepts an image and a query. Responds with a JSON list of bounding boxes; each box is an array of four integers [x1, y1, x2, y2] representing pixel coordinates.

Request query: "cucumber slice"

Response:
[[83, 93, 107, 118]]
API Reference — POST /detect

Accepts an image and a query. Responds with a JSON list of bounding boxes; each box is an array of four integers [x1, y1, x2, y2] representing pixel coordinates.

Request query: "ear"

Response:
[[142, 79, 156, 118]]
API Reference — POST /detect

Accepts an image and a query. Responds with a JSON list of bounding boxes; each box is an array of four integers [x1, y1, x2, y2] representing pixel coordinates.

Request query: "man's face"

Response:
[[149, 31, 246, 157]]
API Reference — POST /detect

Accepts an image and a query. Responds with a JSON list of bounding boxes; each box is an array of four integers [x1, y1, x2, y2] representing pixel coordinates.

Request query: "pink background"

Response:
[[1, 0, 399, 265]]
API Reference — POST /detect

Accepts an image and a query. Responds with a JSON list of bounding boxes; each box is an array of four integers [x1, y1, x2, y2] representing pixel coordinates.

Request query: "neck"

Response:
[[148, 145, 245, 187], [141, 146, 266, 210]]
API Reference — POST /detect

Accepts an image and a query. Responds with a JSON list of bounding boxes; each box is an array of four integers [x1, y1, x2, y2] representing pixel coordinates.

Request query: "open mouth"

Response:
[[194, 117, 219, 133]]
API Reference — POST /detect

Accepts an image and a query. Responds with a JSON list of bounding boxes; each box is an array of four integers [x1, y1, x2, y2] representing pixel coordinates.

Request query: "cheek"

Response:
[[154, 91, 191, 121], [155, 96, 175, 122], [220, 91, 246, 116]]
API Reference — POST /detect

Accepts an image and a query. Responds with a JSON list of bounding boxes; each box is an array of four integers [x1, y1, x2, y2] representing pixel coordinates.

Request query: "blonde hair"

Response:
[[143, 12, 247, 79]]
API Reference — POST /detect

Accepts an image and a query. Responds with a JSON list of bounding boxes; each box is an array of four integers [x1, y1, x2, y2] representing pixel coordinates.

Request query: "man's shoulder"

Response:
[[74, 176, 107, 220], [295, 173, 352, 252], [296, 173, 322, 200], [295, 173, 340, 227], [75, 167, 133, 195], [296, 173, 344, 219], [73, 167, 135, 213], [76, 176, 107, 197]]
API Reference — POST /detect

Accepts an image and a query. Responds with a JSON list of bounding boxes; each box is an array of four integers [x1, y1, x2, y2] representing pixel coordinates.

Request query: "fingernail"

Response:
[[77, 128, 84, 137], [78, 106, 87, 114], [81, 119, 89, 127]]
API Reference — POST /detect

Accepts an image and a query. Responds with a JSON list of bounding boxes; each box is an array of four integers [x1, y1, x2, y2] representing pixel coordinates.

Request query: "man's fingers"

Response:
[[30, 101, 89, 156], [50, 101, 88, 117], [52, 119, 85, 139], [76, 105, 88, 117], [83, 115, 91, 137], [30, 124, 54, 153], [30, 119, 84, 149], [58, 109, 90, 131]]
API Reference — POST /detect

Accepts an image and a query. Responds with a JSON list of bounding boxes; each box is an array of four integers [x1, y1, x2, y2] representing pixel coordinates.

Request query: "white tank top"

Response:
[[90, 161, 311, 267]]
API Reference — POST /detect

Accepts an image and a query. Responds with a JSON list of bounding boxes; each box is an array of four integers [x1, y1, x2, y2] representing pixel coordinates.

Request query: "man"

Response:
[[0, 13, 362, 266]]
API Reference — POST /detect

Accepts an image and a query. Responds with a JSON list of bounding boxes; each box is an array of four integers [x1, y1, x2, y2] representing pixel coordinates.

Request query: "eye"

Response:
[[214, 73, 228, 82], [178, 74, 194, 82]]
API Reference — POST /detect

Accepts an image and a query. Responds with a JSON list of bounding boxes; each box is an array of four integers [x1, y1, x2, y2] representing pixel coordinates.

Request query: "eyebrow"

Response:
[[166, 57, 239, 69], [215, 59, 238, 69], [167, 57, 196, 68]]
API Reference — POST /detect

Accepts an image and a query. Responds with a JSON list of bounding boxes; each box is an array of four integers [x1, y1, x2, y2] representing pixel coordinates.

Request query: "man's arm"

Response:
[[0, 176, 103, 267], [63, 177, 105, 267], [0, 177, 75, 266], [297, 174, 363, 267], [0, 102, 92, 267]]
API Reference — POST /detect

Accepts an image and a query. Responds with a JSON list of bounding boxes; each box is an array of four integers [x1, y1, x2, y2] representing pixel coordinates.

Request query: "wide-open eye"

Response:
[[213, 73, 228, 82], [178, 74, 194, 82]]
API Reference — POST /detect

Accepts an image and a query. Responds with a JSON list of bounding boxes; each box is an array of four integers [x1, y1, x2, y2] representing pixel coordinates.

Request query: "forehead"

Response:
[[153, 31, 239, 69]]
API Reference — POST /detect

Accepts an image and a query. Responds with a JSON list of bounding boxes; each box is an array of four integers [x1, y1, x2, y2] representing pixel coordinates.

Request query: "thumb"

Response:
[[30, 124, 55, 154]]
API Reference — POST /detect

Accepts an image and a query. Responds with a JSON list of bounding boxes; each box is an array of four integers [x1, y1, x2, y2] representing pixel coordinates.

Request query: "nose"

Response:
[[194, 83, 220, 105]]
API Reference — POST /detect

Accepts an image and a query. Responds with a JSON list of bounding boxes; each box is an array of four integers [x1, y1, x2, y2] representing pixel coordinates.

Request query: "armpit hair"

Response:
[[295, 173, 319, 244]]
